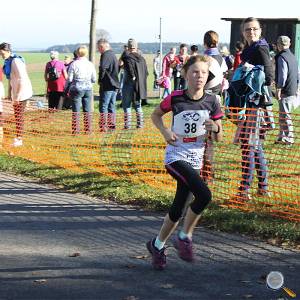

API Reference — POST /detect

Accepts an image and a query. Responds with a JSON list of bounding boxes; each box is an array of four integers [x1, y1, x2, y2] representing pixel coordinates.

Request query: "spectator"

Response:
[[64, 55, 72, 72], [63, 51, 79, 110], [44, 51, 68, 110], [203, 31, 228, 182], [67, 45, 96, 135], [236, 17, 274, 200], [153, 50, 161, 90], [220, 46, 234, 71], [117, 45, 129, 102], [0, 42, 32, 147], [0, 66, 4, 146], [275, 35, 299, 145], [97, 39, 120, 132], [203, 30, 228, 99], [161, 47, 177, 98], [121, 38, 148, 129], [233, 41, 245, 71], [173, 43, 189, 91], [190, 44, 198, 56]]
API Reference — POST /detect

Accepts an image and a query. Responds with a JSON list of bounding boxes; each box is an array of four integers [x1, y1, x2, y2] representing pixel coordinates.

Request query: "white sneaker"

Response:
[[12, 137, 23, 147]]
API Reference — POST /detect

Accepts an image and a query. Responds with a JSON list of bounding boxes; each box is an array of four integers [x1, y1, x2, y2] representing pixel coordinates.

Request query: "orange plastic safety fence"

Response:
[[0, 99, 299, 222]]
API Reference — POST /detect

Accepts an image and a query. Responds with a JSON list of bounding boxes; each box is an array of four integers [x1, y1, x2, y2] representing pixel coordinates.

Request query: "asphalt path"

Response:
[[0, 172, 299, 300]]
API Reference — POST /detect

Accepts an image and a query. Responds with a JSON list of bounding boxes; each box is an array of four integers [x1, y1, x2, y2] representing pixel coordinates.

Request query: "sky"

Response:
[[1, 0, 298, 50]]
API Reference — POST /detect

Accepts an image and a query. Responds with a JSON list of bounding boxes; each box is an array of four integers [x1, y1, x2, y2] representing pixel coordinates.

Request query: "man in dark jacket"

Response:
[[275, 35, 299, 145], [121, 38, 148, 129], [97, 39, 120, 131]]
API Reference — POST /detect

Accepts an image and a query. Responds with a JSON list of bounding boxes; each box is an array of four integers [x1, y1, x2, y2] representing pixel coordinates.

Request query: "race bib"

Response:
[[173, 110, 209, 137]]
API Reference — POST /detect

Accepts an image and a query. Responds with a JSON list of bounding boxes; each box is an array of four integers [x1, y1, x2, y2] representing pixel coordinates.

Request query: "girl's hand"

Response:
[[204, 119, 219, 133], [162, 128, 178, 146]]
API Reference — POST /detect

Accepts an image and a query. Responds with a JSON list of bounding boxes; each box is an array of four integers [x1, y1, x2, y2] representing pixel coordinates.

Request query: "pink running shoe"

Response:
[[146, 239, 166, 270], [173, 236, 194, 262]]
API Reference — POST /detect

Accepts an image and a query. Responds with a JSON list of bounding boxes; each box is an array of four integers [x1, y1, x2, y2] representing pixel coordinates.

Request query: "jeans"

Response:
[[99, 90, 117, 130], [71, 88, 92, 134], [122, 80, 143, 129], [278, 95, 295, 143], [240, 144, 268, 192], [162, 87, 171, 99]]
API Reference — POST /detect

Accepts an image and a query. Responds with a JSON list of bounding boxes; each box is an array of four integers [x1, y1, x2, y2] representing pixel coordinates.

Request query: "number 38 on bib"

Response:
[[172, 110, 210, 137]]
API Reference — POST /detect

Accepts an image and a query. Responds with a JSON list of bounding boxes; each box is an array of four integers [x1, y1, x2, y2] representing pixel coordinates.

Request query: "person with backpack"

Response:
[[44, 51, 68, 110], [147, 55, 223, 270], [202, 31, 228, 182], [203, 31, 228, 99], [0, 42, 32, 147]]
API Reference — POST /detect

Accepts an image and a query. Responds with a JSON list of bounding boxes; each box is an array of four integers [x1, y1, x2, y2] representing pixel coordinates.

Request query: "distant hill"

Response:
[[44, 42, 230, 55]]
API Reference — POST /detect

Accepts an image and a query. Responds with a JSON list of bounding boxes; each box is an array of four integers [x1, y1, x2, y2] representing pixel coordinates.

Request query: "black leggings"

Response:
[[166, 160, 212, 222]]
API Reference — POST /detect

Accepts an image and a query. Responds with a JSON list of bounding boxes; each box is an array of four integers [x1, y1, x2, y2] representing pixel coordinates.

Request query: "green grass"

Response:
[[0, 153, 299, 248]]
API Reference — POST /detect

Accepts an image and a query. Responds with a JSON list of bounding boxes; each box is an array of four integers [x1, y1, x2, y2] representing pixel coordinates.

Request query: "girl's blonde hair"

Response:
[[181, 55, 210, 76]]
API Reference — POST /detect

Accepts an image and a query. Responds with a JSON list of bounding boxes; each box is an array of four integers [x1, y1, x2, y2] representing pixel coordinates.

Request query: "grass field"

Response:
[[1, 52, 158, 98]]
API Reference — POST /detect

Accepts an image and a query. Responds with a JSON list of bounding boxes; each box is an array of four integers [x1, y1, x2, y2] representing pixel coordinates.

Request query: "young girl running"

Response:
[[147, 55, 223, 270]]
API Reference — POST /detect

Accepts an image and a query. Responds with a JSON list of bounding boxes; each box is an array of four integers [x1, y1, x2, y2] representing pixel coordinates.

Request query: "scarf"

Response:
[[3, 54, 25, 79], [204, 47, 220, 56], [241, 39, 269, 62]]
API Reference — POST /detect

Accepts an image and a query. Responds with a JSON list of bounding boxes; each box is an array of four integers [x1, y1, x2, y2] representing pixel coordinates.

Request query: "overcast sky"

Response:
[[1, 0, 298, 50]]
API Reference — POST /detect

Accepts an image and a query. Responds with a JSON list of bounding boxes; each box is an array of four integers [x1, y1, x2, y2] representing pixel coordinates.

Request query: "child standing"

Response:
[[147, 55, 223, 270]]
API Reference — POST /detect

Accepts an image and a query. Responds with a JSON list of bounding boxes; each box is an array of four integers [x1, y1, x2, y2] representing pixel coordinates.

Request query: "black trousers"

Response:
[[165, 160, 212, 222], [48, 91, 64, 109]]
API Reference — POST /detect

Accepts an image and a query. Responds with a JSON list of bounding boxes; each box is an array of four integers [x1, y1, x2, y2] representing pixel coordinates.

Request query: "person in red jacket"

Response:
[[233, 41, 244, 71], [44, 51, 68, 110]]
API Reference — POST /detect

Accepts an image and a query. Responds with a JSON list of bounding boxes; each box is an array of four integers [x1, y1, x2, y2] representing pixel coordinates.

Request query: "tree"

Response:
[[96, 29, 111, 42]]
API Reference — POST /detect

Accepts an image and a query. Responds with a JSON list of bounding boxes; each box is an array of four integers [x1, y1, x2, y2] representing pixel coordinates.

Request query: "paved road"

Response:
[[0, 172, 299, 300]]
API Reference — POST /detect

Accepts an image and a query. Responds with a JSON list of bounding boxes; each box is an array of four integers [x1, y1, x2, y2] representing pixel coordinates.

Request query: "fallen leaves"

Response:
[[125, 264, 136, 269], [159, 283, 174, 289], [34, 279, 47, 284], [130, 255, 148, 260], [242, 295, 254, 299], [69, 252, 80, 257]]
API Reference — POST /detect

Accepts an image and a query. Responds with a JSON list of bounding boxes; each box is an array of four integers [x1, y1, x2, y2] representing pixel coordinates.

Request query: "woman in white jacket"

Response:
[[0, 42, 32, 147]]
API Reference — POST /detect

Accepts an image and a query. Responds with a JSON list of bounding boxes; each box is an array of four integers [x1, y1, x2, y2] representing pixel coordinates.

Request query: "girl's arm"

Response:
[[151, 105, 177, 146], [204, 119, 223, 142]]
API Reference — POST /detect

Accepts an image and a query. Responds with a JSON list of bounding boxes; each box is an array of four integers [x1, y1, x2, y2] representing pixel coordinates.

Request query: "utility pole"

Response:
[[89, 0, 98, 64], [89, 0, 98, 111], [159, 17, 163, 99]]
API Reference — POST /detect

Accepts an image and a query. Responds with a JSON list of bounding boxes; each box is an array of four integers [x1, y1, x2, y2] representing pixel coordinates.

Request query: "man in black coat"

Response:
[[121, 38, 148, 129], [97, 39, 120, 131]]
